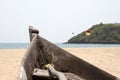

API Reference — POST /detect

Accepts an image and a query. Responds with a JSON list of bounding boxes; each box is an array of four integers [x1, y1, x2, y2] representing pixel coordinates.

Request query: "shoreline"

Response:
[[0, 47, 120, 80]]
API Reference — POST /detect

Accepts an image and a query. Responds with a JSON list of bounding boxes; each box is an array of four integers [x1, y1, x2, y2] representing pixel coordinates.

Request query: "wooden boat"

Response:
[[18, 26, 120, 80]]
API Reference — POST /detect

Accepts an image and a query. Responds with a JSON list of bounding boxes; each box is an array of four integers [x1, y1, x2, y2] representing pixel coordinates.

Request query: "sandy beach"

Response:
[[0, 47, 120, 80]]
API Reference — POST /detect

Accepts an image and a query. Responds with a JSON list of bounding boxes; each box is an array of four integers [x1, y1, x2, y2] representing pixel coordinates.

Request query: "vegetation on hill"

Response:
[[68, 23, 120, 44]]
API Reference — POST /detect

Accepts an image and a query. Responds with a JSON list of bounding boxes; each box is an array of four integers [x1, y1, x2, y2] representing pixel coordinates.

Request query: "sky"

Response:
[[0, 0, 120, 43]]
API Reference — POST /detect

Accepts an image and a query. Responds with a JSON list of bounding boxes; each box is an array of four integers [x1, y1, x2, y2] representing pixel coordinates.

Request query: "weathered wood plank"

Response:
[[32, 68, 84, 80], [48, 65, 67, 80], [33, 69, 49, 77]]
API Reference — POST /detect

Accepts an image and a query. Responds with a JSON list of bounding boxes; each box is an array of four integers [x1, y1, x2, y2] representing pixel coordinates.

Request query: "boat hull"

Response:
[[18, 26, 120, 80]]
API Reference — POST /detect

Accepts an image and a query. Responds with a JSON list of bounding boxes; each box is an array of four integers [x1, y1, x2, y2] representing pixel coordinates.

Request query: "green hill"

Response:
[[68, 23, 120, 44]]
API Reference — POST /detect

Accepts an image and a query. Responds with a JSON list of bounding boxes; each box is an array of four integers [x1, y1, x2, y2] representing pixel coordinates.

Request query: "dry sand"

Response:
[[0, 47, 120, 80], [0, 49, 26, 80]]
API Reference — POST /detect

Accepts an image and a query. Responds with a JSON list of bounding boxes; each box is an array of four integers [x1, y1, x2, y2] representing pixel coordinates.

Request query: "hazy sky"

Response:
[[0, 0, 120, 43]]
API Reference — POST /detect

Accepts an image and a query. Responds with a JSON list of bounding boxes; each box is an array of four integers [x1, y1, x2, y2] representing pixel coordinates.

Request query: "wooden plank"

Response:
[[32, 68, 84, 80], [48, 65, 67, 80], [33, 69, 49, 77]]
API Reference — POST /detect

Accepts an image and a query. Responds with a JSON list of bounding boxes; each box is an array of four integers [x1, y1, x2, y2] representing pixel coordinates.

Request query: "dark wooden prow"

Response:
[[29, 26, 39, 42]]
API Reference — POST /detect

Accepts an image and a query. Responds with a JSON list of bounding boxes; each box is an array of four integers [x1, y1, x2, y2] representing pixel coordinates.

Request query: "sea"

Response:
[[0, 43, 120, 49]]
